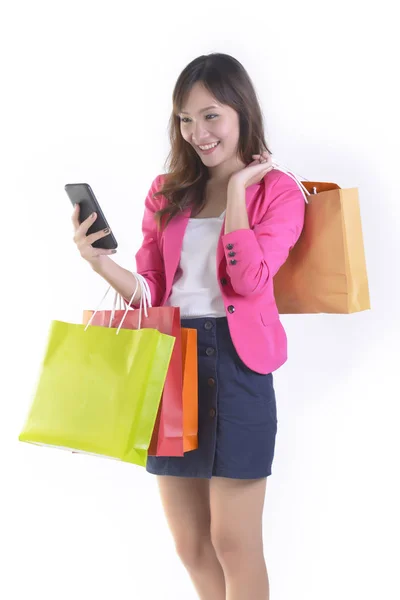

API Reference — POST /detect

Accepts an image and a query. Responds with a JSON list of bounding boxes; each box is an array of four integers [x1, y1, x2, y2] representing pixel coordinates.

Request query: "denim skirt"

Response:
[[146, 316, 278, 479]]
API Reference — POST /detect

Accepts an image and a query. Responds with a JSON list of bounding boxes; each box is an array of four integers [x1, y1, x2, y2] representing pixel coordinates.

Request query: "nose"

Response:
[[191, 121, 210, 146]]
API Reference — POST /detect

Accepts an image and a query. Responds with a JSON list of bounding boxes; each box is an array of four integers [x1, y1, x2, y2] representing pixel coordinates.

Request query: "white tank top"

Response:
[[164, 211, 226, 318]]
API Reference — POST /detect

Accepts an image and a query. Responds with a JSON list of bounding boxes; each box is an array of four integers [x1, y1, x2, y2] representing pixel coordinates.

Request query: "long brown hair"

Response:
[[154, 53, 271, 229]]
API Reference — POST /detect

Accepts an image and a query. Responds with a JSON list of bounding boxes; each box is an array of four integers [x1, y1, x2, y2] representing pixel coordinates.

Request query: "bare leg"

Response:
[[210, 477, 269, 600], [157, 476, 226, 600]]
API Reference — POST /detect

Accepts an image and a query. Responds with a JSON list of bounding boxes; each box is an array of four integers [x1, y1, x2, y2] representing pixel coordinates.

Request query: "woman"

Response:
[[72, 53, 305, 600]]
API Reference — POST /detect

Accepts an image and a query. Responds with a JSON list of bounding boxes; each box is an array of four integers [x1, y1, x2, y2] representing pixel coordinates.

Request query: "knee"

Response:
[[211, 530, 241, 562], [174, 535, 213, 570], [211, 528, 261, 567]]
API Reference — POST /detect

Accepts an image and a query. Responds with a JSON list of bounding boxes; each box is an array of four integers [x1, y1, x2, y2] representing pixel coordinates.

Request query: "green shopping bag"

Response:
[[19, 320, 175, 467]]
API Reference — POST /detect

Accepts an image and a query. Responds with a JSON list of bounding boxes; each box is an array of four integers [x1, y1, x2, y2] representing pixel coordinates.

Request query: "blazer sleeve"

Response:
[[221, 172, 305, 297], [131, 175, 166, 307]]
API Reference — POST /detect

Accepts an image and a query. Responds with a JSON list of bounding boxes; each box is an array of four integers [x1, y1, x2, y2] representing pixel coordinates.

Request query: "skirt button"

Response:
[[209, 408, 216, 418]]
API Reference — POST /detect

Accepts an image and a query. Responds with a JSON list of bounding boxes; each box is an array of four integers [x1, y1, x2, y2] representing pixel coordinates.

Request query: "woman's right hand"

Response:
[[72, 204, 116, 269]]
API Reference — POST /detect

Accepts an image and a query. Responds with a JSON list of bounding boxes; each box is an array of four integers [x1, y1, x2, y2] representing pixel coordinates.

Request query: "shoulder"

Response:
[[148, 173, 167, 194], [154, 173, 167, 189], [145, 173, 168, 210], [263, 168, 303, 196], [261, 168, 306, 211], [251, 168, 305, 232]]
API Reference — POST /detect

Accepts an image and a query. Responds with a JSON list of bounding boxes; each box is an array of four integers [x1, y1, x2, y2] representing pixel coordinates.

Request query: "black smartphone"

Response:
[[65, 183, 118, 250]]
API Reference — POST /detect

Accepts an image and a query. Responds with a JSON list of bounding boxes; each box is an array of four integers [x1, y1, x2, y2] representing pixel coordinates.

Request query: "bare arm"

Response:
[[71, 204, 142, 305], [91, 256, 142, 305]]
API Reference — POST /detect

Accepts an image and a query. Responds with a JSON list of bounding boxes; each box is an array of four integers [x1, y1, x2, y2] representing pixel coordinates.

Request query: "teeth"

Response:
[[199, 142, 219, 150]]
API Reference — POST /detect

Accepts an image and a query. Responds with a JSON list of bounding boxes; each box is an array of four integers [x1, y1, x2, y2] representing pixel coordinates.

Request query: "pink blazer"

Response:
[[134, 170, 305, 374]]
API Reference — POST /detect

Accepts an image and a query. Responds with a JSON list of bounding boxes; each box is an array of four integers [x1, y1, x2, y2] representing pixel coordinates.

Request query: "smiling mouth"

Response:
[[197, 141, 220, 152]]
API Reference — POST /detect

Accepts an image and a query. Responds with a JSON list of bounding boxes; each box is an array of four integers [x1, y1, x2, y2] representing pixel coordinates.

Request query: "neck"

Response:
[[207, 156, 246, 185]]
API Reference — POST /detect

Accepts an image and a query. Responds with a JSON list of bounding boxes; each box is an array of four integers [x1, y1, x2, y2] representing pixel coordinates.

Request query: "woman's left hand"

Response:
[[229, 151, 274, 189]]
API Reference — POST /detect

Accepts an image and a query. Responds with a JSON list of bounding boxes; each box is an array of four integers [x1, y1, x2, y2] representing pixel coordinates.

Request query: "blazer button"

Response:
[[230, 259, 237, 265], [226, 243, 234, 250], [220, 277, 227, 286], [228, 251, 236, 257], [227, 305, 235, 314]]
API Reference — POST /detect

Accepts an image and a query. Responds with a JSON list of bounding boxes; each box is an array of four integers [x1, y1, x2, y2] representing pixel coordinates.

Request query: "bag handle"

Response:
[[115, 274, 152, 334], [271, 160, 311, 204], [106, 291, 124, 328], [84, 273, 152, 334]]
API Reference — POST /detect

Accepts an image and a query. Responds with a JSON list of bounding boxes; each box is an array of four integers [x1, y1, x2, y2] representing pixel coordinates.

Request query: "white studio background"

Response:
[[1, 1, 399, 599]]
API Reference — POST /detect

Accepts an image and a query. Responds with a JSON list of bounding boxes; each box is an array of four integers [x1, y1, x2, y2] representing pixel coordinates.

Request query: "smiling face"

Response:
[[178, 82, 245, 179]]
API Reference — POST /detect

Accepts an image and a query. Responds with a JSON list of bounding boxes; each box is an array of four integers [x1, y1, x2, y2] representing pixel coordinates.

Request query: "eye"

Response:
[[179, 114, 218, 124]]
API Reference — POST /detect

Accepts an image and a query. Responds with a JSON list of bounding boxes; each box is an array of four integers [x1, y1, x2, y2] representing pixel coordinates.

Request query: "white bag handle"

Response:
[[271, 160, 311, 204], [84, 273, 152, 334], [115, 273, 152, 334]]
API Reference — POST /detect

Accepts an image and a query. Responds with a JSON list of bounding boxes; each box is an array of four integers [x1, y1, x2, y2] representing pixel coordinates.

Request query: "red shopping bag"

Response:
[[83, 307, 184, 457]]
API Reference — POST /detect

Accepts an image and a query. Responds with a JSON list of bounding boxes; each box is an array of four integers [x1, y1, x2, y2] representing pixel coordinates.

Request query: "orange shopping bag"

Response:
[[273, 177, 370, 314], [181, 328, 198, 452]]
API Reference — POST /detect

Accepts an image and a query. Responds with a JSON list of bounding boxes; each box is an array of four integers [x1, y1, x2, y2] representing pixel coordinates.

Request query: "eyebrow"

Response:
[[179, 105, 220, 115]]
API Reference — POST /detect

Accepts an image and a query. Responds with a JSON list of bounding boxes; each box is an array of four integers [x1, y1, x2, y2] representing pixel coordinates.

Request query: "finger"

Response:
[[76, 211, 97, 237], [71, 203, 80, 228], [261, 166, 274, 179], [85, 248, 117, 258], [85, 227, 112, 246], [92, 248, 117, 257], [251, 159, 270, 168], [79, 247, 116, 262], [252, 152, 269, 158], [260, 155, 273, 165], [105, 248, 117, 255], [248, 159, 261, 166], [252, 154, 270, 165]]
